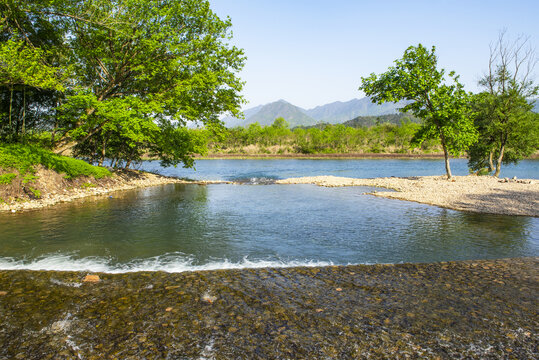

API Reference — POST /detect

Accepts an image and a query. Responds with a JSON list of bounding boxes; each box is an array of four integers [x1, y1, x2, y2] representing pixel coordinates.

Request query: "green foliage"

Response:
[[210, 120, 428, 155], [0, 173, 16, 185], [359, 44, 477, 178], [22, 174, 39, 184], [468, 33, 538, 177], [0, 39, 65, 91], [27, 187, 41, 199], [1, 0, 245, 168], [0, 144, 111, 179]]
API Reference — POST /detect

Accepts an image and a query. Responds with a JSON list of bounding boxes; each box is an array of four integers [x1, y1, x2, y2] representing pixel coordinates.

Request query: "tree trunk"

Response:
[[22, 86, 26, 139], [98, 140, 106, 167], [488, 151, 494, 172], [440, 134, 452, 179], [9, 86, 13, 128], [494, 143, 505, 177]]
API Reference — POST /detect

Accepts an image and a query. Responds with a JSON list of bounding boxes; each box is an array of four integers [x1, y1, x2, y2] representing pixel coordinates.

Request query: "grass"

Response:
[[0, 173, 17, 185], [0, 144, 111, 179]]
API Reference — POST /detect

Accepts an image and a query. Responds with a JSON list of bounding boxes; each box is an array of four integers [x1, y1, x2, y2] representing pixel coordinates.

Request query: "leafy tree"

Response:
[[359, 44, 477, 178], [1, 0, 245, 169], [272, 117, 289, 129], [468, 32, 538, 177], [0, 0, 68, 142]]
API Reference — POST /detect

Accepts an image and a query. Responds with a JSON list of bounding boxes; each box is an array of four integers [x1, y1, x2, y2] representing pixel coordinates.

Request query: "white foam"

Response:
[[0, 254, 333, 273]]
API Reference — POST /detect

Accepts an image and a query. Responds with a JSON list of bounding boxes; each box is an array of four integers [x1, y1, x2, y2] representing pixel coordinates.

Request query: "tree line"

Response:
[[206, 117, 439, 155]]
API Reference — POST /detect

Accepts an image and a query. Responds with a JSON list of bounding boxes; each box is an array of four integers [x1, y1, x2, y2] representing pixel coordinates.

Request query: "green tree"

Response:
[[468, 32, 538, 177], [1, 0, 245, 168], [359, 44, 477, 178], [0, 39, 65, 140]]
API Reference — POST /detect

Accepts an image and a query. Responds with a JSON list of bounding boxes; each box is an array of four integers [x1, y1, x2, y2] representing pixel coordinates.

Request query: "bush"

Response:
[[0, 173, 16, 185]]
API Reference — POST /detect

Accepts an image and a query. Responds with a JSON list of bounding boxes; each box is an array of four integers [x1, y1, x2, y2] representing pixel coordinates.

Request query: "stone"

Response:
[[83, 275, 100, 283]]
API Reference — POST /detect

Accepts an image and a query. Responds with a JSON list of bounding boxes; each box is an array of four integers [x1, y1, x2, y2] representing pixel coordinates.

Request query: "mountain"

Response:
[[223, 97, 405, 128], [342, 113, 420, 128], [225, 100, 318, 128], [224, 104, 264, 128], [297, 113, 420, 130], [304, 98, 405, 124]]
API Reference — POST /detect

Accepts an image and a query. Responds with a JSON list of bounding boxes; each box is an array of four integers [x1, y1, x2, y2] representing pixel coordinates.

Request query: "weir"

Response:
[[0, 258, 536, 359]]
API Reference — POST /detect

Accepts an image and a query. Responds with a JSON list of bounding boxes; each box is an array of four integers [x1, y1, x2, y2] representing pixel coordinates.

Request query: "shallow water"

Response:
[[0, 183, 537, 272], [1, 258, 537, 359]]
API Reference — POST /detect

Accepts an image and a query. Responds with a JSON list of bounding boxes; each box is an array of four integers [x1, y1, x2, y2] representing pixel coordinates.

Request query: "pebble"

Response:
[[83, 275, 100, 283]]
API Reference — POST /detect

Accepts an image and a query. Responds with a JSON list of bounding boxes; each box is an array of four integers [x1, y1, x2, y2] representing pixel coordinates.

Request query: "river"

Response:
[[0, 159, 537, 272]]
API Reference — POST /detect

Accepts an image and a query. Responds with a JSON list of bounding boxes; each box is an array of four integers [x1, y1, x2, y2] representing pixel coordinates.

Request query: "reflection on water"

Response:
[[0, 184, 537, 272]]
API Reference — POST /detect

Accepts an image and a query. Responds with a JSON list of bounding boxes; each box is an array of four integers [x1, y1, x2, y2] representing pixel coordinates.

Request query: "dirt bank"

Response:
[[277, 175, 539, 217], [0, 168, 225, 212], [0, 258, 536, 359]]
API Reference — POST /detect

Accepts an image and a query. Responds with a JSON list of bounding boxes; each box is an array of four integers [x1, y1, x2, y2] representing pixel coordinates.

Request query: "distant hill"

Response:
[[297, 113, 420, 130], [224, 104, 264, 128], [246, 100, 318, 127], [343, 113, 420, 128], [223, 97, 405, 128], [305, 98, 405, 124]]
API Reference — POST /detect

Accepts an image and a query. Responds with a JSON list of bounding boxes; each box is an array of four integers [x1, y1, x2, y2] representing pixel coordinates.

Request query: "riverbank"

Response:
[[199, 152, 448, 159], [277, 175, 539, 217], [0, 168, 225, 212], [199, 152, 539, 160], [0, 258, 536, 359]]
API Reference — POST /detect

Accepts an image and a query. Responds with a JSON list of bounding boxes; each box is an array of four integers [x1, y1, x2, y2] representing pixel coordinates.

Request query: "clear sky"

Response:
[[209, 0, 539, 110]]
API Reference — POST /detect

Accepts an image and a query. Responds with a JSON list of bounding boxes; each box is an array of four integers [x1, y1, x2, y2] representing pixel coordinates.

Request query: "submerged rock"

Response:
[[82, 274, 100, 283], [0, 258, 537, 359]]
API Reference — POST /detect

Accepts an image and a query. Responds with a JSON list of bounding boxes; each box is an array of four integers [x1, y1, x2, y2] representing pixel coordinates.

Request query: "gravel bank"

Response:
[[277, 175, 539, 217]]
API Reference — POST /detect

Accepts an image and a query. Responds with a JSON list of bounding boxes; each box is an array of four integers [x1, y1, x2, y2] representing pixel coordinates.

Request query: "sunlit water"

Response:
[[0, 180, 537, 272]]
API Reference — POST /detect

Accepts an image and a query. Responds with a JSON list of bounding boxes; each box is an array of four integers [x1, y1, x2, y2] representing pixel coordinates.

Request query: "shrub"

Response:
[[0, 173, 17, 185]]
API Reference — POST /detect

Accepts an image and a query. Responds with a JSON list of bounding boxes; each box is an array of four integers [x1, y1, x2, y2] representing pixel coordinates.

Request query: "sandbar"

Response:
[[277, 175, 539, 217]]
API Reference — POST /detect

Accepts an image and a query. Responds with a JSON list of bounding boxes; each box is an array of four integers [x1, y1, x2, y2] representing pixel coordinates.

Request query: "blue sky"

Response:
[[210, 0, 539, 110]]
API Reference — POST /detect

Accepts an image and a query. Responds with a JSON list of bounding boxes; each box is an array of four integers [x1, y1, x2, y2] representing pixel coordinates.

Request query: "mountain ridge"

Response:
[[223, 97, 404, 128]]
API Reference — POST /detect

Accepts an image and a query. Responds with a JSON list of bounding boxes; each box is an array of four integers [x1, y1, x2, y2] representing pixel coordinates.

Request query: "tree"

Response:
[[0, 39, 65, 140], [468, 32, 538, 177], [359, 44, 477, 178], [1, 0, 245, 168]]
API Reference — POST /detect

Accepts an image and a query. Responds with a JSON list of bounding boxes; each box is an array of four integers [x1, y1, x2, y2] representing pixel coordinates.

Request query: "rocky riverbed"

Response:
[[0, 258, 537, 359]]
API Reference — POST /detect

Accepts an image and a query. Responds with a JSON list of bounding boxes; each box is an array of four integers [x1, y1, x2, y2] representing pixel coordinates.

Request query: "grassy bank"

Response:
[[0, 144, 111, 179], [0, 144, 111, 203]]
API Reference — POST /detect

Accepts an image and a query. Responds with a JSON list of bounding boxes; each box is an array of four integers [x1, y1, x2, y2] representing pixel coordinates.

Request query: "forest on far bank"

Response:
[[204, 114, 442, 156]]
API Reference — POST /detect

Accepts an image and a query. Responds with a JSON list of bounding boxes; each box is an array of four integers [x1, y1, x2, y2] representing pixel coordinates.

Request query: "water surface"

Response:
[[139, 158, 539, 181], [1, 183, 536, 272]]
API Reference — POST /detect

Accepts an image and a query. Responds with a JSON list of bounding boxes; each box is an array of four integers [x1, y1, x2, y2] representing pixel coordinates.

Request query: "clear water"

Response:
[[138, 158, 539, 181], [0, 181, 537, 273]]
